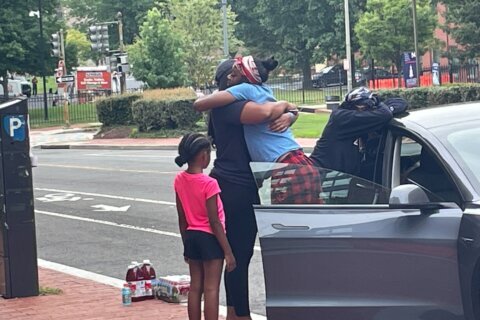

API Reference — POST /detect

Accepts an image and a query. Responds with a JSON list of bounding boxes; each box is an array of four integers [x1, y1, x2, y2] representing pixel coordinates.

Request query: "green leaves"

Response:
[[0, 0, 61, 96], [442, 0, 480, 58], [127, 8, 187, 89], [170, 0, 241, 88], [355, 0, 436, 71]]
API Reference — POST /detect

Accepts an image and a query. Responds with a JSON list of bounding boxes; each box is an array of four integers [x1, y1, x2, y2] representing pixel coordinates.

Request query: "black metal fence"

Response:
[[200, 76, 345, 106], [27, 92, 100, 128], [421, 63, 480, 85]]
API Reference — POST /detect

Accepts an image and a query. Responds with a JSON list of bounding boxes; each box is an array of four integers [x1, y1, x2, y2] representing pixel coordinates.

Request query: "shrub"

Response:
[[96, 94, 141, 126], [132, 88, 201, 132], [377, 84, 480, 110]]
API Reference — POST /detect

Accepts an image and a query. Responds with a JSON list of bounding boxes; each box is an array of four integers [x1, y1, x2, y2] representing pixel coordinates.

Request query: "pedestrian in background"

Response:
[[174, 133, 236, 320], [32, 76, 38, 96]]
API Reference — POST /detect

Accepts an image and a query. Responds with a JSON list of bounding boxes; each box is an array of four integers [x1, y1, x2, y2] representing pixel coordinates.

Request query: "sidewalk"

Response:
[[0, 267, 209, 320], [30, 125, 319, 152]]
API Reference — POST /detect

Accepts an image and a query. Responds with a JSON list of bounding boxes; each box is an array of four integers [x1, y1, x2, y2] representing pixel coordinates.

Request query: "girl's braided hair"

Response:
[[175, 133, 211, 167]]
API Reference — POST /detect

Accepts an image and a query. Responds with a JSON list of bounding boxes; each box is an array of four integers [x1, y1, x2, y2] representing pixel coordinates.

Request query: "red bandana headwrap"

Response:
[[234, 55, 262, 84]]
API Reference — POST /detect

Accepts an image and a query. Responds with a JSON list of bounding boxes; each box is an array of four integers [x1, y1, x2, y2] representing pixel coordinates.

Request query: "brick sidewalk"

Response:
[[0, 267, 223, 320]]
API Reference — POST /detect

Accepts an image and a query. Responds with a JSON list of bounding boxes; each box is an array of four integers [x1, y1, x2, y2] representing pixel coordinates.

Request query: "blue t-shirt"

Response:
[[226, 83, 300, 162]]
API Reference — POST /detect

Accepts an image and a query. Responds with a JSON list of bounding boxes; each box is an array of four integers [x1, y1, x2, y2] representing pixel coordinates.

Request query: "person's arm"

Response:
[[175, 193, 188, 244], [269, 111, 298, 132], [240, 100, 298, 124], [194, 91, 237, 112], [206, 195, 236, 272], [333, 103, 393, 139]]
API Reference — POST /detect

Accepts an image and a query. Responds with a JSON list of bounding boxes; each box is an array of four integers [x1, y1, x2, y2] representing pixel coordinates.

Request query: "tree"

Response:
[[355, 0, 437, 81], [232, 0, 367, 87], [127, 8, 187, 88], [62, 0, 158, 45], [170, 0, 241, 88], [65, 29, 91, 72], [0, 0, 60, 99], [441, 1, 480, 59]]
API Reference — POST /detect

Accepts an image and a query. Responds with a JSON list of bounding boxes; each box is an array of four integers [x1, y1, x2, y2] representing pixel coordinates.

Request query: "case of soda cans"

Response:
[[153, 275, 190, 303]]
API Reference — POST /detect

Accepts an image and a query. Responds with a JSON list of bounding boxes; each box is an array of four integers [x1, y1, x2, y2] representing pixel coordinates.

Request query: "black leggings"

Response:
[[216, 177, 259, 317]]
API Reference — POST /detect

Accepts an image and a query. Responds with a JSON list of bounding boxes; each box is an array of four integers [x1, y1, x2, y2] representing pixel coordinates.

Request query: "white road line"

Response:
[[38, 163, 178, 174], [38, 259, 266, 320], [35, 187, 176, 205], [35, 209, 261, 252], [85, 153, 175, 158], [36, 210, 181, 238]]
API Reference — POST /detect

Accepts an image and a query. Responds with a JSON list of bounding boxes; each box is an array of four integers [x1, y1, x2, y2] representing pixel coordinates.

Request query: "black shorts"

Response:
[[184, 230, 224, 261]]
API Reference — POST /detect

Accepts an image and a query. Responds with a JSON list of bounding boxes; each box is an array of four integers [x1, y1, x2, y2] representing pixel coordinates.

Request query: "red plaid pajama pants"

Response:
[[271, 149, 323, 204]]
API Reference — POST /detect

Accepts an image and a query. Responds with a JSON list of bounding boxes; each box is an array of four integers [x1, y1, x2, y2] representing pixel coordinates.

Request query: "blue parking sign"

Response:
[[3, 115, 26, 141]]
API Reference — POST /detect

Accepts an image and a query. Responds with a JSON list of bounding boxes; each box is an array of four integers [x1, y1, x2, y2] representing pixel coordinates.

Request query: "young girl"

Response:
[[174, 133, 236, 320]]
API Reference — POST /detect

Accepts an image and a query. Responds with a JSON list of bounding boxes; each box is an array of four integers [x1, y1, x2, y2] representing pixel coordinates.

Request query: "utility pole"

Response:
[[344, 0, 353, 92], [117, 12, 124, 53], [117, 11, 126, 93], [38, 0, 48, 120], [221, 0, 229, 58], [412, 0, 420, 87]]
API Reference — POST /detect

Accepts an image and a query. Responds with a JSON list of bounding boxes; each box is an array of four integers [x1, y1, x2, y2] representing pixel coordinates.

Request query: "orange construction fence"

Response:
[[369, 73, 451, 89]]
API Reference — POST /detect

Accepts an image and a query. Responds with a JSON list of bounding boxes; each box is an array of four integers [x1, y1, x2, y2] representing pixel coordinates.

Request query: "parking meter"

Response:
[[0, 97, 39, 298]]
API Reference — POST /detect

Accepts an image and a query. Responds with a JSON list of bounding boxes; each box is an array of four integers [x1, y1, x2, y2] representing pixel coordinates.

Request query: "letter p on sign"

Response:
[[3, 115, 26, 141], [10, 118, 22, 137]]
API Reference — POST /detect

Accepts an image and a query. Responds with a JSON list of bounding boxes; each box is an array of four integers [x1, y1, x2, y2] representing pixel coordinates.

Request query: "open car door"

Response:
[[251, 162, 464, 320]]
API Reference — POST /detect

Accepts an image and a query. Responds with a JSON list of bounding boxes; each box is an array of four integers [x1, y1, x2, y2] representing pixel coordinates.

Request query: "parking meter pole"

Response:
[[0, 98, 39, 298]]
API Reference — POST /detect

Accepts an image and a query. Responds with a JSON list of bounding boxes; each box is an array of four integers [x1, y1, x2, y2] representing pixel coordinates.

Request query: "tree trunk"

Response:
[[395, 57, 403, 89], [301, 55, 312, 89]]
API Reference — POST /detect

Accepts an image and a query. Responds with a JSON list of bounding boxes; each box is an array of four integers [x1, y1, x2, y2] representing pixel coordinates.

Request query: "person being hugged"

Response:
[[174, 133, 236, 320]]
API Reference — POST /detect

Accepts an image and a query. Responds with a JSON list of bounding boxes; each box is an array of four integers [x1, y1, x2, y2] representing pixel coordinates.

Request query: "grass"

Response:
[[35, 76, 57, 94], [130, 113, 329, 139], [291, 112, 330, 138], [39, 286, 63, 296], [29, 102, 98, 128]]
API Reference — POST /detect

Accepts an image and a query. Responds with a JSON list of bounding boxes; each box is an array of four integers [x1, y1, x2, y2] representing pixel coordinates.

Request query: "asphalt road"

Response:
[[32, 149, 266, 316]]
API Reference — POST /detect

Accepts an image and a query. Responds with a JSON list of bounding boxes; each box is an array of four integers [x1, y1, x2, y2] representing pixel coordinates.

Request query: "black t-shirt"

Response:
[[309, 103, 393, 176], [208, 101, 257, 189]]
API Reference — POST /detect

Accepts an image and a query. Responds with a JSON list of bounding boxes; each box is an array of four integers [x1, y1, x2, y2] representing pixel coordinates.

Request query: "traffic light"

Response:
[[88, 25, 109, 52], [51, 32, 60, 57]]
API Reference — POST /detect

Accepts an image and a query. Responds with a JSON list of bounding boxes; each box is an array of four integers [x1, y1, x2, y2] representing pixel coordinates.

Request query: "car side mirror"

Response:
[[389, 184, 445, 214]]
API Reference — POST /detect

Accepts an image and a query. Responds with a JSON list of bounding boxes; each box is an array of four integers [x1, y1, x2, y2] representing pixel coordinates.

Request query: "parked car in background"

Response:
[[0, 79, 26, 98], [312, 64, 347, 88], [251, 102, 480, 320], [357, 67, 394, 85]]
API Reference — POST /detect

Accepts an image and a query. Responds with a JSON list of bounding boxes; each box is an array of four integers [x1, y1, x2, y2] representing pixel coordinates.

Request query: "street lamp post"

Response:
[[344, 0, 353, 92], [412, 0, 420, 86], [37, 0, 49, 120], [221, 0, 229, 58]]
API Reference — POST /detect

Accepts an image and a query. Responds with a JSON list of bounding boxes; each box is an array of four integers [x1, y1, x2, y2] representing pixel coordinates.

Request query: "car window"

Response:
[[250, 162, 391, 205], [397, 136, 461, 203]]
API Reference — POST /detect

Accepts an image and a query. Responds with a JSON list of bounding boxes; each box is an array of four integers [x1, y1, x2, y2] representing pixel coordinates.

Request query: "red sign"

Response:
[[77, 70, 111, 91]]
